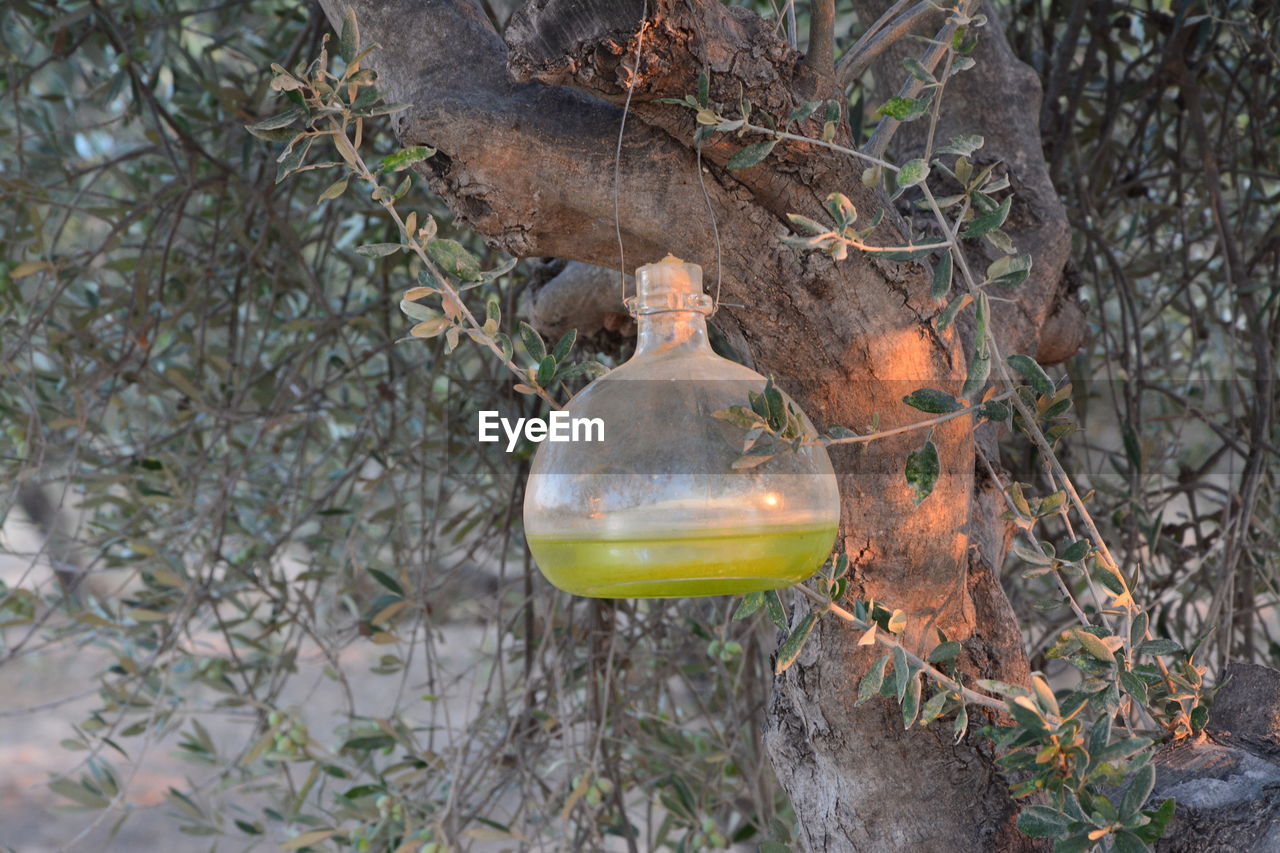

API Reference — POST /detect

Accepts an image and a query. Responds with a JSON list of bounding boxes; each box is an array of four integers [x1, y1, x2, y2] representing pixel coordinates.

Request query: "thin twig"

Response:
[[795, 585, 1008, 713], [820, 391, 1011, 447], [744, 123, 899, 172]]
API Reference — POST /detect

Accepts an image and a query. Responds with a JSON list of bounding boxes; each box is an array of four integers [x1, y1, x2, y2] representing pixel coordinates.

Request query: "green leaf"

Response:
[[1136, 639, 1182, 656], [1007, 354, 1054, 396], [726, 139, 778, 170], [962, 195, 1011, 239], [275, 135, 314, 183], [1059, 540, 1090, 563], [1015, 805, 1070, 838], [931, 251, 953, 300], [985, 227, 1015, 253], [1008, 695, 1049, 735], [367, 568, 404, 596], [49, 778, 110, 809], [339, 7, 359, 62], [697, 71, 709, 107], [786, 100, 822, 123], [905, 439, 940, 505], [824, 192, 857, 227], [857, 655, 890, 705], [983, 253, 1034, 290], [937, 134, 984, 157], [245, 109, 302, 136], [962, 341, 991, 400], [733, 591, 765, 621], [953, 704, 968, 741], [355, 243, 403, 258], [1031, 674, 1060, 715], [1121, 764, 1156, 821], [896, 158, 930, 189], [392, 173, 413, 199], [713, 406, 767, 432], [877, 96, 930, 121], [1052, 836, 1096, 853], [764, 590, 787, 631], [551, 329, 577, 363], [536, 355, 556, 386], [936, 292, 972, 331], [902, 672, 922, 728], [1012, 539, 1053, 566], [786, 213, 828, 235], [902, 57, 935, 83], [986, 253, 1033, 288], [281, 829, 338, 850], [427, 238, 482, 281], [351, 85, 381, 112], [1095, 736, 1154, 763], [1113, 830, 1152, 853], [399, 300, 439, 322], [555, 361, 608, 383], [979, 400, 1009, 422], [893, 645, 911, 701], [380, 145, 435, 172], [317, 177, 348, 202], [483, 296, 501, 332], [928, 640, 961, 663], [1130, 611, 1150, 651], [1073, 628, 1116, 663], [920, 688, 950, 723], [775, 612, 817, 674], [764, 381, 786, 428], [902, 388, 961, 414], [518, 322, 547, 362], [1134, 799, 1175, 844]]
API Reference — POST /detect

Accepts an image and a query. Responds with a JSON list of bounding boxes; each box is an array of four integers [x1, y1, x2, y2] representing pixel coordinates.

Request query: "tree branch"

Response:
[[316, 0, 751, 272], [835, 0, 937, 89], [805, 0, 836, 76], [504, 0, 875, 231]]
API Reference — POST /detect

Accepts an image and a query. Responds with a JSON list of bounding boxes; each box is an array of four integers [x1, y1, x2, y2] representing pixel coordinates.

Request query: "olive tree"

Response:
[[288, 0, 1278, 849]]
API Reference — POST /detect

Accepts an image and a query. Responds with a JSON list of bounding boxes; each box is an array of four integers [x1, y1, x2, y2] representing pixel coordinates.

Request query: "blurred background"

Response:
[[0, 0, 1276, 850]]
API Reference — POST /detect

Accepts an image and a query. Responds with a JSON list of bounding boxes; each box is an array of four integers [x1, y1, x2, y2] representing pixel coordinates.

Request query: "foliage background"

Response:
[[0, 0, 1275, 850]]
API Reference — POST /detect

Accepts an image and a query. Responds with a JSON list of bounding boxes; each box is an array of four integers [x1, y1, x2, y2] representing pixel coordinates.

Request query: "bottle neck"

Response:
[[635, 311, 711, 355]]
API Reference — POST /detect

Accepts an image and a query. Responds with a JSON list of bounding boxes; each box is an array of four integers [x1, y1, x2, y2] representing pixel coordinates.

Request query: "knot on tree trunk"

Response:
[[528, 260, 632, 341]]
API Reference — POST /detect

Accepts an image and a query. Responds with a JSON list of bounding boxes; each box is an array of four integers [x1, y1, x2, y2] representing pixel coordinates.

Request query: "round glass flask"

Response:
[[523, 255, 841, 597]]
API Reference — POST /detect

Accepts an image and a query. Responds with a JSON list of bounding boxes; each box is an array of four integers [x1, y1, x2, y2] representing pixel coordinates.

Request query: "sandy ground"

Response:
[[0, 512, 501, 853], [0, 515, 723, 853]]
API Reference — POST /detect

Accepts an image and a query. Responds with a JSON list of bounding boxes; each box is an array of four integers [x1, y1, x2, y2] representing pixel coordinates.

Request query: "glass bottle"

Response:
[[523, 255, 840, 597]]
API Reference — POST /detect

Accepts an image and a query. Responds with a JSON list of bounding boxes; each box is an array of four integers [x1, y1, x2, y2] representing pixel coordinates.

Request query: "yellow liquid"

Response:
[[527, 524, 838, 598]]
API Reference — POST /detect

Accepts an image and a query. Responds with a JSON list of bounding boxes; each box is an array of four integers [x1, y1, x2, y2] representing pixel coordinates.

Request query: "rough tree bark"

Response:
[[313, 0, 1276, 849]]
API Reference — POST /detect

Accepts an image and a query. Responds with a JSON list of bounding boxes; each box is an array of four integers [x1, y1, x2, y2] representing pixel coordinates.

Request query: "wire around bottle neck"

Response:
[[624, 292, 714, 317]]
